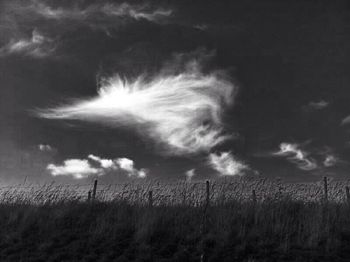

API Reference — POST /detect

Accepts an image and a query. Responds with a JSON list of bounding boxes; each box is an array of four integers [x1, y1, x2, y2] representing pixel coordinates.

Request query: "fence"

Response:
[[0, 176, 350, 205]]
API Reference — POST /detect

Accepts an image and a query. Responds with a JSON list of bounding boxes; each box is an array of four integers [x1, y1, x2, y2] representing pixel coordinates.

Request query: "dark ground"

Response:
[[0, 200, 350, 262]]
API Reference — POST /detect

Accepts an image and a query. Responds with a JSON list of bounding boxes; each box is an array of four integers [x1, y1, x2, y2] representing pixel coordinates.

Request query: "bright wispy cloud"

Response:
[[208, 151, 247, 176], [47, 154, 147, 179], [36, 57, 236, 156], [0, 30, 54, 57], [274, 143, 317, 171], [32, 1, 172, 23]]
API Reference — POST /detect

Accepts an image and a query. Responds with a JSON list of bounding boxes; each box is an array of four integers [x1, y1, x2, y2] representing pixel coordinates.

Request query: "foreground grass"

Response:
[[0, 200, 350, 262]]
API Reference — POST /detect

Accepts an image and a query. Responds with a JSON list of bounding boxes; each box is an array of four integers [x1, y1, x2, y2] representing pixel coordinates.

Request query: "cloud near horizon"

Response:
[[274, 143, 317, 171], [36, 57, 236, 156], [208, 151, 247, 176], [47, 154, 147, 179]]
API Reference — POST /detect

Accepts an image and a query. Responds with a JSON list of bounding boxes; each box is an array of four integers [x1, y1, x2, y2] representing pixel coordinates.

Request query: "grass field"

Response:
[[1, 177, 350, 261]]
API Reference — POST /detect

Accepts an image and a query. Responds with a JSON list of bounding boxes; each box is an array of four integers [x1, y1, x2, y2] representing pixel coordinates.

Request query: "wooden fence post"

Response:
[[148, 190, 153, 207], [92, 179, 98, 200], [205, 180, 210, 207], [323, 176, 328, 203], [87, 190, 91, 202], [252, 189, 257, 203], [346, 186, 350, 204]]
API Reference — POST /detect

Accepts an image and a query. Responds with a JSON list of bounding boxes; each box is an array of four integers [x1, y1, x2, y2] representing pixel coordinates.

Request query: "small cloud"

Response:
[[47, 159, 99, 179], [208, 151, 247, 176], [324, 155, 337, 167], [194, 24, 208, 31], [185, 168, 196, 181], [341, 115, 350, 125], [307, 100, 329, 110], [274, 143, 317, 171], [38, 144, 53, 152], [0, 29, 54, 57], [47, 154, 147, 179]]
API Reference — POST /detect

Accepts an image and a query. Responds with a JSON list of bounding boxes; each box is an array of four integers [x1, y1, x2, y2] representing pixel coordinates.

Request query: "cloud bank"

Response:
[[208, 151, 247, 176], [36, 58, 236, 156], [47, 154, 146, 179]]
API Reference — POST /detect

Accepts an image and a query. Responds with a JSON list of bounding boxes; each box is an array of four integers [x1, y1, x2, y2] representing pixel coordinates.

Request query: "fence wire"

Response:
[[0, 177, 349, 205]]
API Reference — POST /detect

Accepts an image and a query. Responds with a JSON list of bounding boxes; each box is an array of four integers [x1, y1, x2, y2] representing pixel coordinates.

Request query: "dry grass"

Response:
[[0, 177, 349, 261], [1, 177, 349, 205]]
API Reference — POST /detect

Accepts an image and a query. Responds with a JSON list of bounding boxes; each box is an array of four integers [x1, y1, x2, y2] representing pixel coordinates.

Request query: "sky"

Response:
[[0, 0, 349, 184]]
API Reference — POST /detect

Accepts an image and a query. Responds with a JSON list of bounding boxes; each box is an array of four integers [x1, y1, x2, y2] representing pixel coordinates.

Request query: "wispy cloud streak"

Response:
[[274, 143, 317, 171], [36, 58, 236, 155], [0, 30, 54, 57], [31, 1, 172, 23]]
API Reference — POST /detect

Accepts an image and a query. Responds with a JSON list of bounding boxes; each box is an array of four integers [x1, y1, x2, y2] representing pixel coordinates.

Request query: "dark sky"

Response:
[[0, 0, 349, 184]]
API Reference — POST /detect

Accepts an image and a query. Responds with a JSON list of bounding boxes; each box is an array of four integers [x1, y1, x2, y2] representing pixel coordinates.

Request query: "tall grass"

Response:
[[1, 177, 349, 205], [0, 177, 349, 261]]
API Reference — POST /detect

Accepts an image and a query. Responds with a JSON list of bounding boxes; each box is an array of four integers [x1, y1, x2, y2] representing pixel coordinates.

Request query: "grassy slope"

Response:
[[0, 200, 350, 262]]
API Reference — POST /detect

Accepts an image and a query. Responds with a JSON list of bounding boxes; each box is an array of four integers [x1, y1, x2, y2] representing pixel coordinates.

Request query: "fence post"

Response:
[[148, 190, 153, 207], [323, 176, 328, 203], [252, 189, 257, 203], [87, 190, 91, 202], [346, 186, 350, 204], [92, 179, 98, 200], [205, 180, 210, 207]]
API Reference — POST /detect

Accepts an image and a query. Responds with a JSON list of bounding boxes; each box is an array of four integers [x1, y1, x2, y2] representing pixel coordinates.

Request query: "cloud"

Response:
[[341, 115, 350, 125], [36, 55, 236, 156], [304, 100, 329, 111], [47, 154, 147, 179], [274, 143, 317, 171], [0, 1, 172, 49], [31, 1, 172, 23], [38, 144, 53, 152], [324, 155, 337, 167], [0, 29, 54, 57], [185, 169, 196, 181], [101, 3, 172, 22], [87, 154, 116, 169], [208, 151, 247, 176], [47, 159, 99, 179]]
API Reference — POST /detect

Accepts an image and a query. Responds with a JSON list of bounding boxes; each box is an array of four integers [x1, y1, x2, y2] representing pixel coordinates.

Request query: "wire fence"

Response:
[[0, 177, 349, 205]]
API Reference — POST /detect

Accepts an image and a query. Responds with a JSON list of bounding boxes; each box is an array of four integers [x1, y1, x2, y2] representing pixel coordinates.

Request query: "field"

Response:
[[1, 177, 350, 261]]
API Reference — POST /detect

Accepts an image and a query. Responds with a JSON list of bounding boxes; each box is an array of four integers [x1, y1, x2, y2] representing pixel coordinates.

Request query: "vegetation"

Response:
[[0, 177, 350, 261]]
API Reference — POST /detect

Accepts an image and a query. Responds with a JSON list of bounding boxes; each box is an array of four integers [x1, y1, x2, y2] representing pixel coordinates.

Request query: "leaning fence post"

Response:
[[252, 189, 257, 203], [92, 179, 98, 200], [346, 186, 350, 204], [148, 190, 153, 207], [323, 176, 328, 203], [87, 190, 92, 202]]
